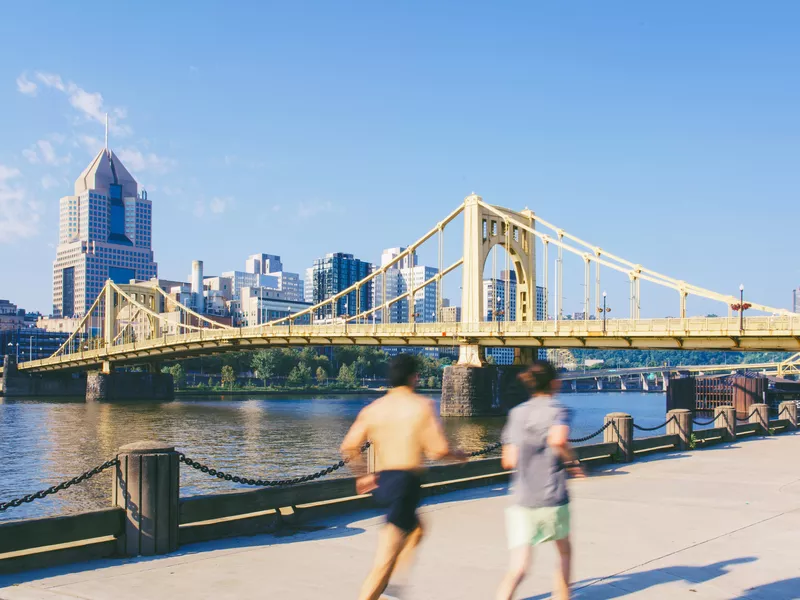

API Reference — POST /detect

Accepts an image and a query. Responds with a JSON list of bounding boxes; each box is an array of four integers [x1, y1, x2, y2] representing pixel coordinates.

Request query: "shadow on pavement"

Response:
[[521, 557, 757, 599], [734, 577, 800, 599]]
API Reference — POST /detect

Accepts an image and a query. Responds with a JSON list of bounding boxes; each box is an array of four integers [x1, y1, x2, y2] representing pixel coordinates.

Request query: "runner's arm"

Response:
[[548, 424, 583, 477], [340, 410, 369, 475]]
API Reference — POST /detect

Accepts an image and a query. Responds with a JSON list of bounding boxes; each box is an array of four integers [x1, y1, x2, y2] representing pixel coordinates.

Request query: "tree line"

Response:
[[163, 347, 452, 391]]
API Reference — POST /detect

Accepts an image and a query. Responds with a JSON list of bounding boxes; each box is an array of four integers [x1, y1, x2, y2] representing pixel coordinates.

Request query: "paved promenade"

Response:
[[2, 433, 799, 599]]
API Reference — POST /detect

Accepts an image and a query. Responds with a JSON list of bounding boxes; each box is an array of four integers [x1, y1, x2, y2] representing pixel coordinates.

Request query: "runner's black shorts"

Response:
[[373, 470, 422, 533]]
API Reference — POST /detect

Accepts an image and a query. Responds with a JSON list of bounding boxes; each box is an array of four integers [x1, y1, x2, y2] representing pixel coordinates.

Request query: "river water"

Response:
[[0, 391, 670, 522]]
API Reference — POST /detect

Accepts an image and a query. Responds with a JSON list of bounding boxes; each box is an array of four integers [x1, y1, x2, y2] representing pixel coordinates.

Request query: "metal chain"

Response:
[[692, 413, 721, 427], [467, 442, 502, 457], [179, 442, 372, 488], [633, 415, 675, 432], [736, 409, 759, 423], [0, 458, 119, 513], [568, 421, 612, 444]]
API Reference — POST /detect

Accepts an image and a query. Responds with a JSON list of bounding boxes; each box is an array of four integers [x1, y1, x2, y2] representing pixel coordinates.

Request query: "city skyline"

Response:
[[2, 2, 800, 317]]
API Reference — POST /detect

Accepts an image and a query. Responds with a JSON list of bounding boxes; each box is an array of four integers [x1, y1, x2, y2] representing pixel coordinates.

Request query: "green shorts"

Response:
[[505, 503, 571, 548]]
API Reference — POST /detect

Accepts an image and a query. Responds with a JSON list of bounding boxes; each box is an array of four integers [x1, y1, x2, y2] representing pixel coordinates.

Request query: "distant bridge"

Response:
[[3, 194, 797, 377]]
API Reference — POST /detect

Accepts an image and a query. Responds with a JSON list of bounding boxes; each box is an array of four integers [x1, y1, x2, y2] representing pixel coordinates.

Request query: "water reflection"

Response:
[[0, 392, 667, 522]]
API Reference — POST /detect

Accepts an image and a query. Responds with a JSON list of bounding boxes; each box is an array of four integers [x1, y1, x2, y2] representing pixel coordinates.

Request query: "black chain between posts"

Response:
[[568, 421, 612, 444], [736, 409, 759, 423], [693, 413, 721, 427], [633, 415, 676, 432], [0, 458, 119, 513], [467, 442, 502, 457], [179, 442, 373, 488]]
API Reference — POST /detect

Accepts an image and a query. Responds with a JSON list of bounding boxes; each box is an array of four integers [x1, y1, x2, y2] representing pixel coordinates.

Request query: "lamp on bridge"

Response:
[[598, 291, 611, 333], [730, 284, 751, 331]]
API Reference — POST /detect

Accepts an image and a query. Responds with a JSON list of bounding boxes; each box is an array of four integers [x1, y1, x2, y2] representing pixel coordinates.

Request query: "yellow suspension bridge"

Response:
[[4, 194, 799, 377]]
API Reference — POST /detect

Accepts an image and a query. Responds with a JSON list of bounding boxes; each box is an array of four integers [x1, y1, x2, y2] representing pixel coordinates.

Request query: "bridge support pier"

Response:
[[1, 355, 85, 397], [441, 364, 527, 417], [87, 371, 174, 402]]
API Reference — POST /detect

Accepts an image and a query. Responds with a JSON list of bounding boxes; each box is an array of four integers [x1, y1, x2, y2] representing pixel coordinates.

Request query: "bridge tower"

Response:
[[442, 194, 538, 416]]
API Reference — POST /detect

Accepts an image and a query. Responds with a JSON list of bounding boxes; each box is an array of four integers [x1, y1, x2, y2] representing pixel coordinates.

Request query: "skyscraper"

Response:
[[53, 145, 157, 318], [373, 247, 438, 323], [310, 253, 373, 320]]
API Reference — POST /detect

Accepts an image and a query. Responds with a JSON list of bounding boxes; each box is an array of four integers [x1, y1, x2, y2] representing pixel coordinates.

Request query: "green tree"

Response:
[[221, 365, 236, 389], [251, 349, 278, 387], [169, 364, 186, 389], [316, 366, 327, 385], [337, 363, 357, 387], [287, 363, 312, 386]]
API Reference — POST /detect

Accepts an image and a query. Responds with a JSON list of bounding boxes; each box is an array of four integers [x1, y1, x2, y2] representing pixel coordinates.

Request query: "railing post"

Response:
[[666, 409, 692, 451], [778, 401, 798, 430], [604, 412, 633, 463], [715, 406, 737, 441], [113, 441, 179, 557], [749, 403, 769, 434]]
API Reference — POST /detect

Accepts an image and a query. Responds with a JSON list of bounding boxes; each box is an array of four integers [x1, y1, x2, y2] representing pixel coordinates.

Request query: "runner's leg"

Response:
[[358, 524, 407, 600], [553, 537, 572, 600], [495, 545, 532, 600]]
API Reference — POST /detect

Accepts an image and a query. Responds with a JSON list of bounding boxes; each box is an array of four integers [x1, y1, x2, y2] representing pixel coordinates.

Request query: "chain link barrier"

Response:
[[568, 421, 612, 444], [467, 442, 502, 457], [0, 458, 119, 513], [632, 415, 676, 432], [692, 413, 721, 427], [736, 409, 759, 423], [179, 441, 372, 488]]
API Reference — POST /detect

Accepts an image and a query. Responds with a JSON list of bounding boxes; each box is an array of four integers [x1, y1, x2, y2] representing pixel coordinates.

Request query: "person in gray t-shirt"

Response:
[[496, 361, 583, 600]]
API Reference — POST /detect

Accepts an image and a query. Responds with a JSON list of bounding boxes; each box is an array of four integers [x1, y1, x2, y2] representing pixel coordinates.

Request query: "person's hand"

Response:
[[565, 461, 585, 479], [356, 473, 377, 495]]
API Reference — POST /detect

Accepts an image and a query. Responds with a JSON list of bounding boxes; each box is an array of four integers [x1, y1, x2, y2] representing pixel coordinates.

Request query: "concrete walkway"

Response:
[[2, 433, 799, 599]]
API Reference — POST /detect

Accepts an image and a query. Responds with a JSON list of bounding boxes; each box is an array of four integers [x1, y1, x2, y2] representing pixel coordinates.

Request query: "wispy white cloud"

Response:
[[297, 200, 335, 219], [0, 165, 41, 242], [117, 148, 177, 174], [16, 73, 37, 96], [193, 196, 233, 219], [189, 65, 199, 74], [29, 71, 132, 136], [77, 134, 103, 155], [40, 174, 61, 190], [209, 196, 231, 214], [23, 140, 71, 166]]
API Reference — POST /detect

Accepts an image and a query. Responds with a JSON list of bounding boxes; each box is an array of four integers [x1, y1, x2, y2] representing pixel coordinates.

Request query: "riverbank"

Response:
[[175, 386, 442, 397]]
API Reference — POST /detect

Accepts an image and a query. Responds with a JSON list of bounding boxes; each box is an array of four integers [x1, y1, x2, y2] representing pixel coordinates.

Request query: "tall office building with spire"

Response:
[[52, 133, 157, 318]]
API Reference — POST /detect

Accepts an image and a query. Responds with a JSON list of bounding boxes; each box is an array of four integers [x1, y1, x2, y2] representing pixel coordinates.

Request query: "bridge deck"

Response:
[[2, 433, 799, 599]]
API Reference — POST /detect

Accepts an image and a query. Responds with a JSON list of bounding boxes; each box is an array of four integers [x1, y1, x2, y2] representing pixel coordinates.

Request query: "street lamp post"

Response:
[[598, 291, 611, 333], [730, 284, 750, 332]]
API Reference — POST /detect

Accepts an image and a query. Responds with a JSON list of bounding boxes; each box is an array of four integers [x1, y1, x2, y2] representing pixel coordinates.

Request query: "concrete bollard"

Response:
[[113, 441, 179, 557], [604, 412, 633, 463], [666, 409, 693, 451], [778, 401, 798, 430], [749, 403, 770, 434], [715, 406, 737, 442]]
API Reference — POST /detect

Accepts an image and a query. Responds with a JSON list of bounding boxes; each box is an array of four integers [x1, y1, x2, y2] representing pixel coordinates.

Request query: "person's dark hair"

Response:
[[517, 360, 558, 395], [389, 354, 419, 388]]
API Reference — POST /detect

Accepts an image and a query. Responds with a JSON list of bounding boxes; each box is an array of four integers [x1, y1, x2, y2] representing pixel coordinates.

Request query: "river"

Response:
[[0, 391, 670, 522]]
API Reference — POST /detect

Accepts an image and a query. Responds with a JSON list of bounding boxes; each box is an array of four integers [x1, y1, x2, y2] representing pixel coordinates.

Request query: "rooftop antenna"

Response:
[[104, 113, 109, 150]]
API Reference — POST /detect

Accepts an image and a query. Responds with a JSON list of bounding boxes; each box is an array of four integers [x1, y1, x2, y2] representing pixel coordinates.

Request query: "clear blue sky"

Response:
[[1, 1, 798, 317]]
